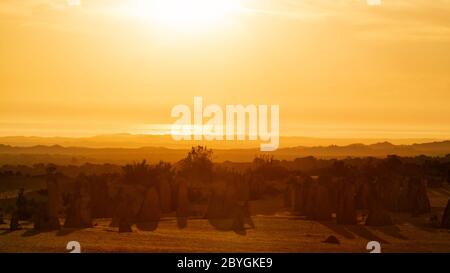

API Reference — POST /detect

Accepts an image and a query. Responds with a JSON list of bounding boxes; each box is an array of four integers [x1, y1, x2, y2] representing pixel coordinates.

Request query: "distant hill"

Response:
[[0, 140, 449, 165], [0, 134, 440, 149]]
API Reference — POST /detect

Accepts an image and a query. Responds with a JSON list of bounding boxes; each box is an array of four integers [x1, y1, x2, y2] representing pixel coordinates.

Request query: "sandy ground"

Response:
[[1, 187, 450, 253], [1, 214, 450, 253]]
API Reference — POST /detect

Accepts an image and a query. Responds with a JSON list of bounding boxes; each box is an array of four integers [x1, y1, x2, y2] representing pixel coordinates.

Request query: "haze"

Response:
[[1, 0, 449, 141]]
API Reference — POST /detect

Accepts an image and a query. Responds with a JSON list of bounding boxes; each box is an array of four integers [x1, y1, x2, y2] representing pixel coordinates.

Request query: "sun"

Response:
[[130, 0, 243, 32]]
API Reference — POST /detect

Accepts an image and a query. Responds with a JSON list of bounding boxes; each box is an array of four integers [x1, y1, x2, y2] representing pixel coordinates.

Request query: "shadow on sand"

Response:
[[0, 229, 16, 235], [136, 222, 159, 232], [56, 228, 81, 236], [17, 227, 85, 237], [208, 218, 252, 236], [318, 221, 394, 243], [370, 225, 408, 240]]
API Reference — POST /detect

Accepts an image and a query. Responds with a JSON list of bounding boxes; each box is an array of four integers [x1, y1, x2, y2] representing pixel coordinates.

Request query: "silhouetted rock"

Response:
[[429, 214, 440, 228], [159, 179, 172, 213], [366, 204, 393, 226], [32, 201, 60, 231], [395, 178, 411, 212], [356, 180, 370, 210], [110, 185, 145, 227], [16, 188, 32, 220], [232, 202, 246, 231], [303, 180, 315, 217], [288, 175, 333, 220], [176, 182, 190, 229], [206, 186, 226, 217], [90, 176, 113, 218], [441, 199, 450, 229], [118, 218, 132, 233], [243, 201, 255, 229], [47, 172, 62, 220], [124, 185, 146, 219], [138, 187, 161, 223], [235, 176, 251, 203], [64, 176, 92, 228], [290, 176, 314, 216], [9, 212, 20, 231], [207, 182, 235, 229], [362, 179, 393, 226], [110, 188, 126, 227], [336, 180, 357, 225], [410, 178, 431, 216], [206, 181, 254, 231], [290, 181, 304, 215], [310, 183, 332, 221], [322, 235, 340, 244], [284, 187, 292, 208], [380, 177, 399, 212]]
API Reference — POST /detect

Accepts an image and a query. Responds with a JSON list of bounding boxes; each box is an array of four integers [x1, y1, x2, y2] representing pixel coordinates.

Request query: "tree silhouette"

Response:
[[178, 146, 213, 184]]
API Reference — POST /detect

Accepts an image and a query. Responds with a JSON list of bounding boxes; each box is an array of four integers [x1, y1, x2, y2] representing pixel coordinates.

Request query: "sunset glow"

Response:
[[0, 0, 450, 140], [148, 0, 241, 32], [115, 0, 243, 32]]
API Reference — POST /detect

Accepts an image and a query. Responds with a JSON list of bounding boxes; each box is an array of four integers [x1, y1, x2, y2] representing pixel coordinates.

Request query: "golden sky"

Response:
[[1, 0, 449, 139]]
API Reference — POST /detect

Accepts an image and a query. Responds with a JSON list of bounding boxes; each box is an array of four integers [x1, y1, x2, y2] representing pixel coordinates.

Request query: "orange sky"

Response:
[[1, 0, 449, 139]]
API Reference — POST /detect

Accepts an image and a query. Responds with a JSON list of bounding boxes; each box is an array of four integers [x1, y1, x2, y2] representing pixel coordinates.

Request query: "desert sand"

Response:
[[1, 188, 449, 253]]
